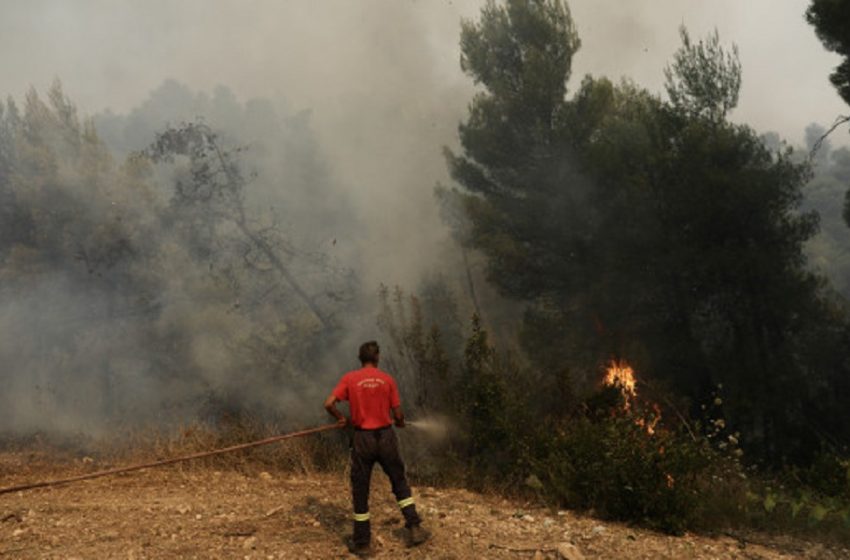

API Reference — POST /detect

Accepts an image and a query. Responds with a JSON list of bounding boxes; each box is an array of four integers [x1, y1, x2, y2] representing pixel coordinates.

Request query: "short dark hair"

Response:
[[358, 341, 380, 365]]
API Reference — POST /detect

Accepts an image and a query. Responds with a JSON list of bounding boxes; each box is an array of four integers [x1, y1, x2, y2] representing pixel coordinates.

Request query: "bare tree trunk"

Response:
[[210, 138, 335, 332], [236, 220, 334, 331], [462, 247, 483, 320]]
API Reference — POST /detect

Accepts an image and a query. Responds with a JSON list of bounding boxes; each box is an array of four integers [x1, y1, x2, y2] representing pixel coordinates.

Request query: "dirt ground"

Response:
[[0, 451, 848, 559]]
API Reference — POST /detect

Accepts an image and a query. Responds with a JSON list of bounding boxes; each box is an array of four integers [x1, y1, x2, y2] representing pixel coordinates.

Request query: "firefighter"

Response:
[[324, 340, 430, 555]]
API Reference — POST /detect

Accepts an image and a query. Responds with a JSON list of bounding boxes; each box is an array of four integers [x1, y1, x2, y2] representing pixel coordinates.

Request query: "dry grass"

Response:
[[0, 417, 349, 493], [98, 419, 349, 476]]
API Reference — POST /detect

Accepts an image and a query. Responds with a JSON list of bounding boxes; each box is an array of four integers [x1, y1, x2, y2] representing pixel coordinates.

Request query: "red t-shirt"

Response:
[[332, 366, 401, 429]]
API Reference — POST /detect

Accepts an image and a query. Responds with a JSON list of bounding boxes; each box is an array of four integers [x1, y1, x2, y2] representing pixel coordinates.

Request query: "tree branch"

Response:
[[809, 114, 850, 160]]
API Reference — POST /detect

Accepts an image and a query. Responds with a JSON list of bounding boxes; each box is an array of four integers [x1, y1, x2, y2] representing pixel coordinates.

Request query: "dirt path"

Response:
[[0, 453, 846, 559]]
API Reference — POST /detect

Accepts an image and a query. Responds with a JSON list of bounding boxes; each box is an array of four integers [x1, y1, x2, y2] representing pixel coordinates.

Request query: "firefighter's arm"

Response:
[[324, 394, 347, 427], [392, 406, 405, 428]]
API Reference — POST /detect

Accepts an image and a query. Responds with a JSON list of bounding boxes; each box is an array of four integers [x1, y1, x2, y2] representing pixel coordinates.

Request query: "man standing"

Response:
[[324, 340, 429, 555]]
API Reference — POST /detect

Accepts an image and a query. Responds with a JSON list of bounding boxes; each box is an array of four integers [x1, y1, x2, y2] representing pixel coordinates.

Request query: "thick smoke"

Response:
[[0, 77, 474, 437]]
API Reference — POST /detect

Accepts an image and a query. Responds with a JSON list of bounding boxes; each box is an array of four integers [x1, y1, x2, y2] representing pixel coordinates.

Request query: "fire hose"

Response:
[[0, 423, 341, 496]]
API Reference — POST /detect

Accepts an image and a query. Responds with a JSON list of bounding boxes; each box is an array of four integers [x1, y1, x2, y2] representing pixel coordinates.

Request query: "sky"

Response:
[[1, 0, 845, 144]]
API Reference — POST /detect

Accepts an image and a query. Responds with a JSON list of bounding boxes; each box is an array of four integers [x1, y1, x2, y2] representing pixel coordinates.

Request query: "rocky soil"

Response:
[[0, 451, 847, 559]]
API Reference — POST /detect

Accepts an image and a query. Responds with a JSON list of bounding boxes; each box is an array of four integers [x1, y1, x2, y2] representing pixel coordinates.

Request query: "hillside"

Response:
[[0, 451, 847, 559]]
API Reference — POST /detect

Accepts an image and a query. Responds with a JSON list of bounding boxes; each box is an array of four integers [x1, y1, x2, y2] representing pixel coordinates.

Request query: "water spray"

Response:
[[405, 417, 450, 441]]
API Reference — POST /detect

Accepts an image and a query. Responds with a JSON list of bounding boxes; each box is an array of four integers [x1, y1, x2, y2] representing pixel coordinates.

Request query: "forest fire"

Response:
[[602, 360, 661, 435], [603, 360, 671, 486], [603, 360, 637, 406]]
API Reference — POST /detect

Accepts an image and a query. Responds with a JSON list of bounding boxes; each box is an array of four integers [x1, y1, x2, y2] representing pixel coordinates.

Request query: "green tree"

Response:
[[807, 0, 850, 106], [807, 0, 850, 225], [445, 0, 594, 378], [445, 0, 850, 461], [664, 26, 741, 122]]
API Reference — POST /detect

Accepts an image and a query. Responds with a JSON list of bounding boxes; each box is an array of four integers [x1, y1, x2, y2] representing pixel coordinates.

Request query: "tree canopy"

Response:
[[807, 0, 850, 106], [444, 0, 850, 462]]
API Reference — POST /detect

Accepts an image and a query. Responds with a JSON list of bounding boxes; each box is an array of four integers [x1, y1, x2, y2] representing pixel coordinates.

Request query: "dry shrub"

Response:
[[0, 431, 100, 479], [105, 415, 348, 476]]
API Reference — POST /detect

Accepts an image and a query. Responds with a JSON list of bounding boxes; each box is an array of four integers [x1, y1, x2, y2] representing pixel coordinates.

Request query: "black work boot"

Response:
[[400, 502, 422, 527], [347, 539, 374, 557], [407, 524, 431, 547], [350, 520, 372, 556]]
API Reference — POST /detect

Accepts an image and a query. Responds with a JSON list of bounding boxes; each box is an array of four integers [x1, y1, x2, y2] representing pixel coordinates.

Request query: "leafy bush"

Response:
[[736, 453, 850, 544], [375, 293, 850, 538], [534, 413, 724, 534], [798, 451, 850, 500]]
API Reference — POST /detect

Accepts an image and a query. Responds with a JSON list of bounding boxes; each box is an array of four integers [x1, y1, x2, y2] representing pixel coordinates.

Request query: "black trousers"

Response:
[[351, 426, 421, 545]]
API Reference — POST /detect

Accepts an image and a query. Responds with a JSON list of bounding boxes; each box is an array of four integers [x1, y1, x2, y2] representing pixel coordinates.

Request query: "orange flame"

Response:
[[603, 360, 637, 406], [603, 360, 662, 435]]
